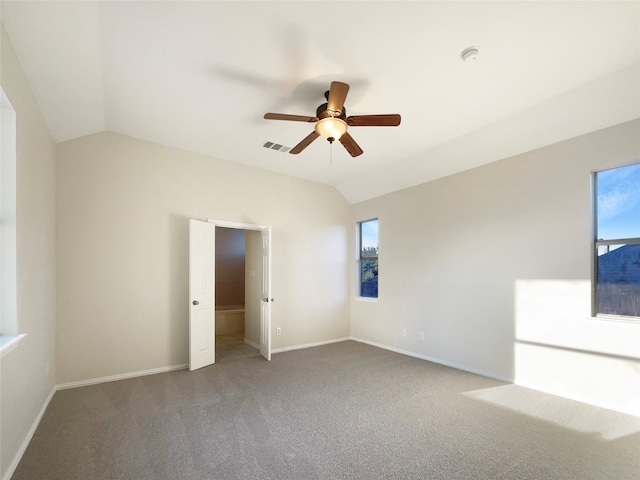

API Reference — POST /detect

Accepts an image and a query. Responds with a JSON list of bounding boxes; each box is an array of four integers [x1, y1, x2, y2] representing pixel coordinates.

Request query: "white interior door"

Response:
[[189, 219, 216, 371], [260, 226, 272, 361]]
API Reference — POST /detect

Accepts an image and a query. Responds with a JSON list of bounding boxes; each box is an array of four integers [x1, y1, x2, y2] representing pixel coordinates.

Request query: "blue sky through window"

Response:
[[597, 163, 640, 240], [361, 219, 378, 251]]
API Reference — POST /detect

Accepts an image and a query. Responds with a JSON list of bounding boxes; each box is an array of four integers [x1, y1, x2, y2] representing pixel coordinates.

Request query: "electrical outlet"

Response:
[[402, 329, 407, 337], [276, 327, 281, 336], [419, 331, 424, 340]]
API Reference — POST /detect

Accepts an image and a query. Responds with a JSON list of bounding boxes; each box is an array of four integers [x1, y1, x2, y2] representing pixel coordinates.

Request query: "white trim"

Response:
[[0, 333, 26, 358], [588, 315, 640, 325], [2, 387, 55, 480], [4, 364, 189, 480], [1, 89, 18, 338], [206, 218, 266, 231], [355, 297, 378, 303], [272, 336, 513, 383], [350, 337, 514, 383], [55, 364, 188, 390], [272, 337, 352, 354]]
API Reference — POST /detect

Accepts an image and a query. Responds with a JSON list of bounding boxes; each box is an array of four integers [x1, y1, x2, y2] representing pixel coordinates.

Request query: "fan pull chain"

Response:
[[330, 141, 333, 166]]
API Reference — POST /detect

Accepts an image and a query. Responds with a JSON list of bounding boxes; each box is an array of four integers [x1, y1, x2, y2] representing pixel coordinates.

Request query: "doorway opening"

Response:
[[189, 218, 271, 371], [214, 227, 262, 363]]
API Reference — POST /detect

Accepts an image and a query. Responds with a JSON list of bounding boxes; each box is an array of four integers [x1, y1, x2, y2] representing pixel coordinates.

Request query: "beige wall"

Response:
[[2, 23, 638, 480], [0, 26, 57, 479], [351, 119, 640, 415], [55, 131, 351, 384]]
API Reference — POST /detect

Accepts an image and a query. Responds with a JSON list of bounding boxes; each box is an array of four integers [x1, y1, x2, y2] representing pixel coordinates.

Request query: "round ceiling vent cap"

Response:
[[461, 46, 480, 63]]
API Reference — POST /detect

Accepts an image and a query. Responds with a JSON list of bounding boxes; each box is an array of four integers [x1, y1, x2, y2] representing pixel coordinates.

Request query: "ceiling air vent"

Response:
[[262, 141, 291, 153]]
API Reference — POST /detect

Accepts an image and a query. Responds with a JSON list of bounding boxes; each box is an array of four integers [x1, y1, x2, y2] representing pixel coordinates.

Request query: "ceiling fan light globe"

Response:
[[315, 117, 348, 142]]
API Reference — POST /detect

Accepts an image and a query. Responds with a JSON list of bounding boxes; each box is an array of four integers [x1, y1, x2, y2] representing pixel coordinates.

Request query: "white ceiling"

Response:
[[2, 1, 639, 204]]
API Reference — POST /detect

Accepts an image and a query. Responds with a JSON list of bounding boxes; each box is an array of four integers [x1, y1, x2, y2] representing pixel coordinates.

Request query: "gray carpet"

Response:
[[12, 341, 640, 479]]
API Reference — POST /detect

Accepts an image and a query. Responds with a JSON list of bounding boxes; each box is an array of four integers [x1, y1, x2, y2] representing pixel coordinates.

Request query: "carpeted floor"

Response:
[[11, 341, 640, 479]]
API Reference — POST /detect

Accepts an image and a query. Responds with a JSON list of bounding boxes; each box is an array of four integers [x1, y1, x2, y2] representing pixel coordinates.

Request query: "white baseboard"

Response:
[[244, 338, 260, 350], [271, 337, 352, 354], [56, 364, 188, 390], [3, 387, 55, 480], [350, 336, 513, 384], [4, 339, 508, 480]]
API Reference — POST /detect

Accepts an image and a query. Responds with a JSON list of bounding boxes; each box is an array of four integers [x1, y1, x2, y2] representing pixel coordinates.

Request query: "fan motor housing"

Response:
[[316, 102, 347, 121]]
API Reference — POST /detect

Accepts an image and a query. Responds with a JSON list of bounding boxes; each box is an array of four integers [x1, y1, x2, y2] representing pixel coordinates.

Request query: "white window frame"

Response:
[[0, 88, 24, 356], [591, 162, 640, 321], [356, 218, 379, 301]]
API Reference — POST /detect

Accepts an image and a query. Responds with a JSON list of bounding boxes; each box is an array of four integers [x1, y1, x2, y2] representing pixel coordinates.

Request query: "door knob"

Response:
[[192, 300, 199, 305]]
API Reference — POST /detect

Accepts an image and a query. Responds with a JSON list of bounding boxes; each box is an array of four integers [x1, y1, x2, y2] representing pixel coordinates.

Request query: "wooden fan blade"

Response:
[[346, 114, 401, 127], [327, 81, 350, 113], [339, 132, 363, 157], [290, 131, 320, 154], [264, 113, 318, 123]]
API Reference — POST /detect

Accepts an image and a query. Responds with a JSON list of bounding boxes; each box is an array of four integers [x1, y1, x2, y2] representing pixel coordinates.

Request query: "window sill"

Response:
[[355, 296, 378, 303], [588, 315, 639, 325], [0, 334, 26, 358]]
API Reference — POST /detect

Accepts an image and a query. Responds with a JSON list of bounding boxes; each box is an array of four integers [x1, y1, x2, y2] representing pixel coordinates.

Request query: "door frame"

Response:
[[207, 218, 271, 361]]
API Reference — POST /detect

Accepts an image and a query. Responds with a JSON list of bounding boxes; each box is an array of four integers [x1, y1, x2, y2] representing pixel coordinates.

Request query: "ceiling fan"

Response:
[[263, 81, 401, 157]]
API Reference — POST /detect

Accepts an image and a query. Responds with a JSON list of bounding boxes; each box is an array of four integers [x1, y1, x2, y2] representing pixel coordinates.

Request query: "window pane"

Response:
[[359, 219, 378, 298], [360, 219, 378, 258], [361, 259, 378, 298], [596, 163, 640, 240], [596, 243, 640, 317]]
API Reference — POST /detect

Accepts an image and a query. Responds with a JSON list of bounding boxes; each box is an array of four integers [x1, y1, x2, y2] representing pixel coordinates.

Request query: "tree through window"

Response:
[[358, 219, 378, 298]]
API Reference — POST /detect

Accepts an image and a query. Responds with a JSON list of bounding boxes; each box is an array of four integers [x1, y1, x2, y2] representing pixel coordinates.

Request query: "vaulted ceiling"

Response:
[[2, 1, 638, 203]]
